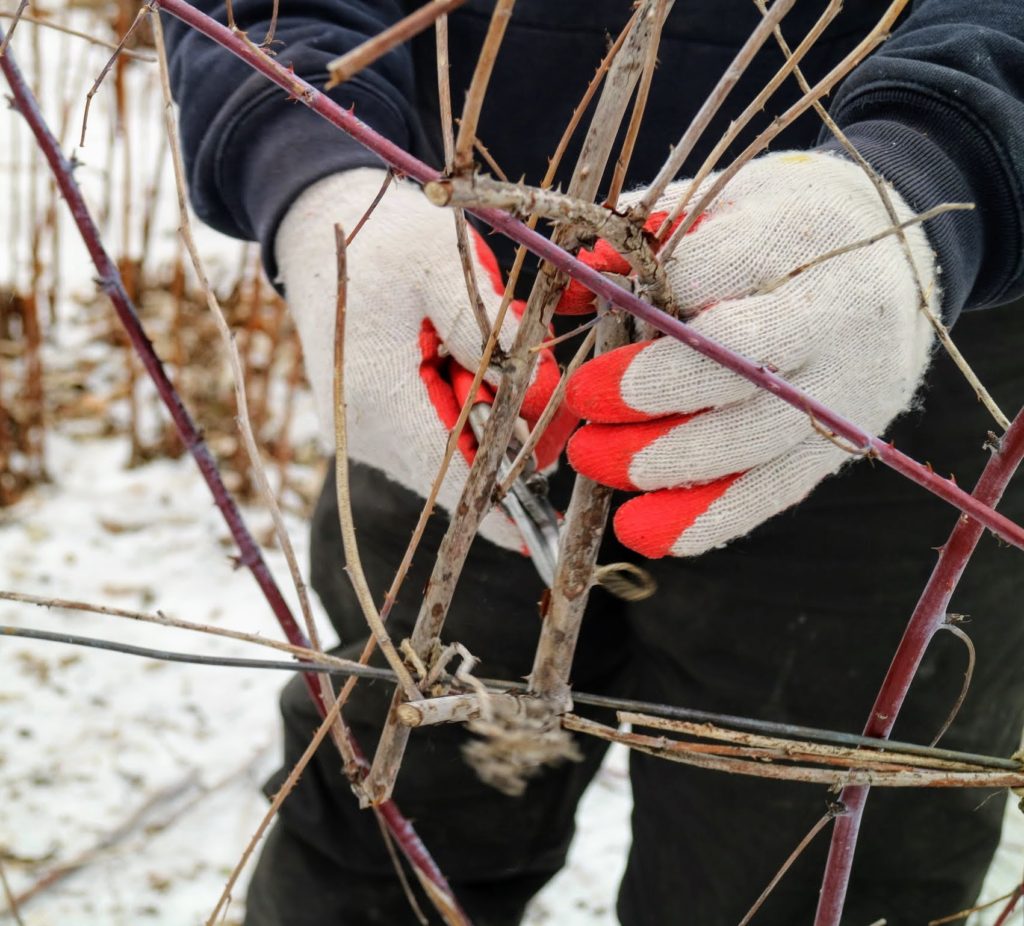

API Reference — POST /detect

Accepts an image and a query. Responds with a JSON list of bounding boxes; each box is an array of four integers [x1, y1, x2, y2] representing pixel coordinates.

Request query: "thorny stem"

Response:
[[757, 0, 1010, 431], [149, 0, 1024, 551], [0, 29, 468, 925], [453, 0, 514, 173], [426, 175, 676, 314], [814, 406, 1024, 926], [1, 23, 311, 697], [154, 11, 357, 770], [0, 11, 155, 59], [637, 0, 800, 219], [326, 0, 467, 88], [332, 226, 422, 701], [365, 0, 665, 803], [78, 2, 150, 147], [658, 0, 910, 260], [528, 313, 630, 709], [0, 0, 28, 58]]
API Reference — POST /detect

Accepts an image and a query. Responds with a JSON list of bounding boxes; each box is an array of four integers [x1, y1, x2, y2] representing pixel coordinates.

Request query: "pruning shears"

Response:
[[449, 363, 562, 587]]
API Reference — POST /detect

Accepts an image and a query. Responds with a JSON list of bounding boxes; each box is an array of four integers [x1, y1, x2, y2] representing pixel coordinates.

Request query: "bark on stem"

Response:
[[426, 176, 676, 314], [453, 0, 514, 172], [563, 715, 1024, 789], [658, 0, 910, 258], [0, 31, 469, 924], [813, 407, 1024, 926], [331, 226, 423, 701], [527, 313, 630, 709], [151, 0, 1024, 550], [363, 0, 662, 803], [637, 0, 800, 217], [325, 0, 467, 88], [757, 0, 1008, 431]]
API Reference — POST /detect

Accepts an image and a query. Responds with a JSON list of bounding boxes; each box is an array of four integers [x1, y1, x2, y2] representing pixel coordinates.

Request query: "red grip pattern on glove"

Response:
[[555, 211, 698, 315], [612, 476, 741, 558], [418, 229, 578, 471]]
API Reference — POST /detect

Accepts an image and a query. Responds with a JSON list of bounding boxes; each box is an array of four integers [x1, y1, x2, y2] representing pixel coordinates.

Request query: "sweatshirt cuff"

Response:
[[817, 120, 982, 325], [190, 70, 409, 282]]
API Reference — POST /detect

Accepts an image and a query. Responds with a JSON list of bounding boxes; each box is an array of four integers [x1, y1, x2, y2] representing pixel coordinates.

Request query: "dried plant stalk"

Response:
[[155, 13, 364, 781], [619, 712, 994, 773], [79, 3, 149, 147], [397, 692, 520, 727], [436, 12, 492, 346], [527, 314, 630, 709], [606, 0, 670, 207], [637, 0, 801, 218], [331, 224, 422, 701], [318, 5, 665, 761], [206, 693, 347, 925], [453, 0, 514, 172], [738, 813, 834, 926], [498, 326, 597, 495], [0, 588, 377, 671], [0, 856, 25, 926], [658, 0, 910, 258], [742, 202, 974, 298], [364, 0, 666, 803], [756, 0, 1010, 431], [325, 0, 467, 88], [6, 590, 1021, 773], [0, 0, 27, 57], [563, 714, 1024, 789]]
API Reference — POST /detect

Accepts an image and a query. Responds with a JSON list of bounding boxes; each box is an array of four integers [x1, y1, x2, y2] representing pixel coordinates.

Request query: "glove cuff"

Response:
[[817, 120, 980, 324], [274, 168, 420, 291]]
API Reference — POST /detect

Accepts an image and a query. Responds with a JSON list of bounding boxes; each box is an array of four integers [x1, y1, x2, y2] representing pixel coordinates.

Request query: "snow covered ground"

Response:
[[0, 428, 630, 926]]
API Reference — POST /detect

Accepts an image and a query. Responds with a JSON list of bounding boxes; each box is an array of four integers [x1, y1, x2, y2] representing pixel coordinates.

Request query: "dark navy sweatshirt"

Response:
[[163, 1, 1024, 321]]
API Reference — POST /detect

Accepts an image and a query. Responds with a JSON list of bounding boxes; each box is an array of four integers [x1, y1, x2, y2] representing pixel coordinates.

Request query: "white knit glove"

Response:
[[562, 150, 938, 558], [275, 168, 571, 550]]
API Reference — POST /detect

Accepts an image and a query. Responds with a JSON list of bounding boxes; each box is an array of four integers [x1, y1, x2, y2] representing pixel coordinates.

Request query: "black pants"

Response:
[[246, 299, 1024, 926]]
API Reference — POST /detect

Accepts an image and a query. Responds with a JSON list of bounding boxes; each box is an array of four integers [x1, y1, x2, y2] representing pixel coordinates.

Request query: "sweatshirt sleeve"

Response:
[[161, 0, 427, 278], [819, 1, 1024, 320]]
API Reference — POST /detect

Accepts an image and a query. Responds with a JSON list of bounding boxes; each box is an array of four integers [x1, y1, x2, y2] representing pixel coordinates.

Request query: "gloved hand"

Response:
[[561, 150, 938, 558], [275, 168, 574, 550]]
